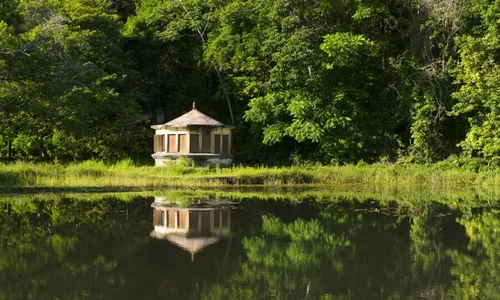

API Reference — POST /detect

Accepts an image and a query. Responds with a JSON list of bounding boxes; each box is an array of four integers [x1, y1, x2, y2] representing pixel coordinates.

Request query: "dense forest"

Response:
[[1, 0, 499, 166]]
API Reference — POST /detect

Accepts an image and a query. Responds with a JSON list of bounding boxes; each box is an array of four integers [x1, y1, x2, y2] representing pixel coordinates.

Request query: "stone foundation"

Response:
[[152, 153, 233, 167]]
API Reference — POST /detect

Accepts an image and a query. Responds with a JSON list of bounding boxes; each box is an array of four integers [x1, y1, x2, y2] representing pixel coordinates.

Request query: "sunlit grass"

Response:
[[2, 159, 500, 190]]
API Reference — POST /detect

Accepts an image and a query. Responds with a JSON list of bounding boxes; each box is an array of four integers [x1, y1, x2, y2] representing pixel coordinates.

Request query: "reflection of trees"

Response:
[[409, 211, 451, 298], [1, 196, 498, 299], [0, 198, 151, 300], [198, 203, 423, 299], [241, 217, 342, 299], [198, 201, 500, 300], [447, 210, 500, 299]]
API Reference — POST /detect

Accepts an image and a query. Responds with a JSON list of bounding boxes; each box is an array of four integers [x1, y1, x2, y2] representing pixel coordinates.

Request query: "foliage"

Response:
[[0, 0, 146, 162], [2, 0, 500, 166], [451, 1, 500, 161]]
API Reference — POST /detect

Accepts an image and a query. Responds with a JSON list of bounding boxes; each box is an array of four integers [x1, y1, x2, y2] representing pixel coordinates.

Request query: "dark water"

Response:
[[0, 194, 499, 299]]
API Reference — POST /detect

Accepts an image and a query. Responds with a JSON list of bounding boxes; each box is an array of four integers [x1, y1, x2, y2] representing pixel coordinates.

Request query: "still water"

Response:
[[0, 193, 498, 299]]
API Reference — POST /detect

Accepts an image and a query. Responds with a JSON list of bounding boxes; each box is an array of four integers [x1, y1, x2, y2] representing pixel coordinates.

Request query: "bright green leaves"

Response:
[[260, 123, 286, 144], [285, 119, 324, 143], [352, 0, 385, 21], [321, 33, 378, 69], [121, 0, 412, 164], [5, 0, 500, 164], [205, 0, 389, 163], [0, 0, 146, 161], [452, 1, 500, 160], [0, 20, 17, 49], [459, 113, 500, 159]]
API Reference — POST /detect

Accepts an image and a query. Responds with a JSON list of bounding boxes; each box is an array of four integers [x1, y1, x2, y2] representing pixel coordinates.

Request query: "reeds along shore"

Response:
[[2, 160, 500, 189]]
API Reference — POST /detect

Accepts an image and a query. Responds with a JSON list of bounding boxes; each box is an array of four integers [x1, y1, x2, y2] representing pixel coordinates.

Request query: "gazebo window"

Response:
[[213, 209, 220, 227], [200, 211, 211, 235], [214, 134, 221, 153], [167, 134, 176, 153], [154, 135, 165, 152], [153, 208, 166, 226], [190, 134, 200, 153], [168, 210, 177, 228], [222, 135, 229, 153], [179, 211, 188, 229], [202, 133, 211, 153], [221, 209, 229, 227], [189, 211, 198, 228], [179, 134, 188, 153]]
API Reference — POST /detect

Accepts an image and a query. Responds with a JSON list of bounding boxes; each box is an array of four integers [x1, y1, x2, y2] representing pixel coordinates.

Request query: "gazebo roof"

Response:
[[152, 102, 231, 129], [150, 231, 220, 261], [166, 235, 220, 254]]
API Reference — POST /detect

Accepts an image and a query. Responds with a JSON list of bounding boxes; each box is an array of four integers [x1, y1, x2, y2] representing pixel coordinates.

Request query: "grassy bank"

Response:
[[1, 160, 500, 190]]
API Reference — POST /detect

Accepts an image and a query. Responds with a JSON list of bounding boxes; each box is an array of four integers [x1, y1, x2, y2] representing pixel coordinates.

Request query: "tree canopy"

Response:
[[1, 0, 500, 165]]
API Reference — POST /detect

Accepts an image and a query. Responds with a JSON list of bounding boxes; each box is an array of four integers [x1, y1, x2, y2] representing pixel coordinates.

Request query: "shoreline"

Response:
[[1, 160, 500, 190], [1, 185, 499, 210]]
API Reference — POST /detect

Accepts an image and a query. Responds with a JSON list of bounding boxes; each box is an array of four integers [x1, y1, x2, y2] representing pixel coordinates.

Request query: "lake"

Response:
[[0, 191, 498, 299]]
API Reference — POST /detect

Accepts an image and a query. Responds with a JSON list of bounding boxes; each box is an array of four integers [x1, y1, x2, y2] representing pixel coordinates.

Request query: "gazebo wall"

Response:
[[152, 207, 231, 237], [153, 127, 232, 155]]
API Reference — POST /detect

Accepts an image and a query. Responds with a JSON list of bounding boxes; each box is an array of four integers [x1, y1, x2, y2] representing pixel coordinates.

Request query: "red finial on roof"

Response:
[[192, 101, 196, 110]]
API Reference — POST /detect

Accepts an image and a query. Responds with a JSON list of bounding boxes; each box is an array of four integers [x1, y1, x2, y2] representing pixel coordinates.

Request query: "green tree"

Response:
[[451, 0, 500, 163], [0, 0, 146, 161], [203, 0, 398, 163]]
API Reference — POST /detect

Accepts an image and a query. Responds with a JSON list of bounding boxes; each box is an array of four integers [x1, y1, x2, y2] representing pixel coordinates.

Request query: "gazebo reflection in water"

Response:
[[150, 197, 234, 262]]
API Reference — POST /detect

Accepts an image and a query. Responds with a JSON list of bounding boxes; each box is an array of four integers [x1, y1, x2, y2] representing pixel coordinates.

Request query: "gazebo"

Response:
[[151, 102, 234, 166]]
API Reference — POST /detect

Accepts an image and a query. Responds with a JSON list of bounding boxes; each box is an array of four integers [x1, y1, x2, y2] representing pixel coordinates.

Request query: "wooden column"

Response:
[[165, 131, 168, 152], [219, 130, 223, 152], [175, 211, 178, 229], [211, 132, 215, 153], [219, 209, 223, 233], [210, 210, 214, 233]]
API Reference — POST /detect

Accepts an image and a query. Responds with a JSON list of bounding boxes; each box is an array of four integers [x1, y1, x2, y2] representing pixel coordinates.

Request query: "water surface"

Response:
[[0, 193, 498, 299]]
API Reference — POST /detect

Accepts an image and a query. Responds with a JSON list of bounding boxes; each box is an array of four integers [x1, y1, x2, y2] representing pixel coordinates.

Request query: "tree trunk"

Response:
[[127, 136, 132, 157], [39, 135, 50, 161], [7, 141, 11, 159]]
